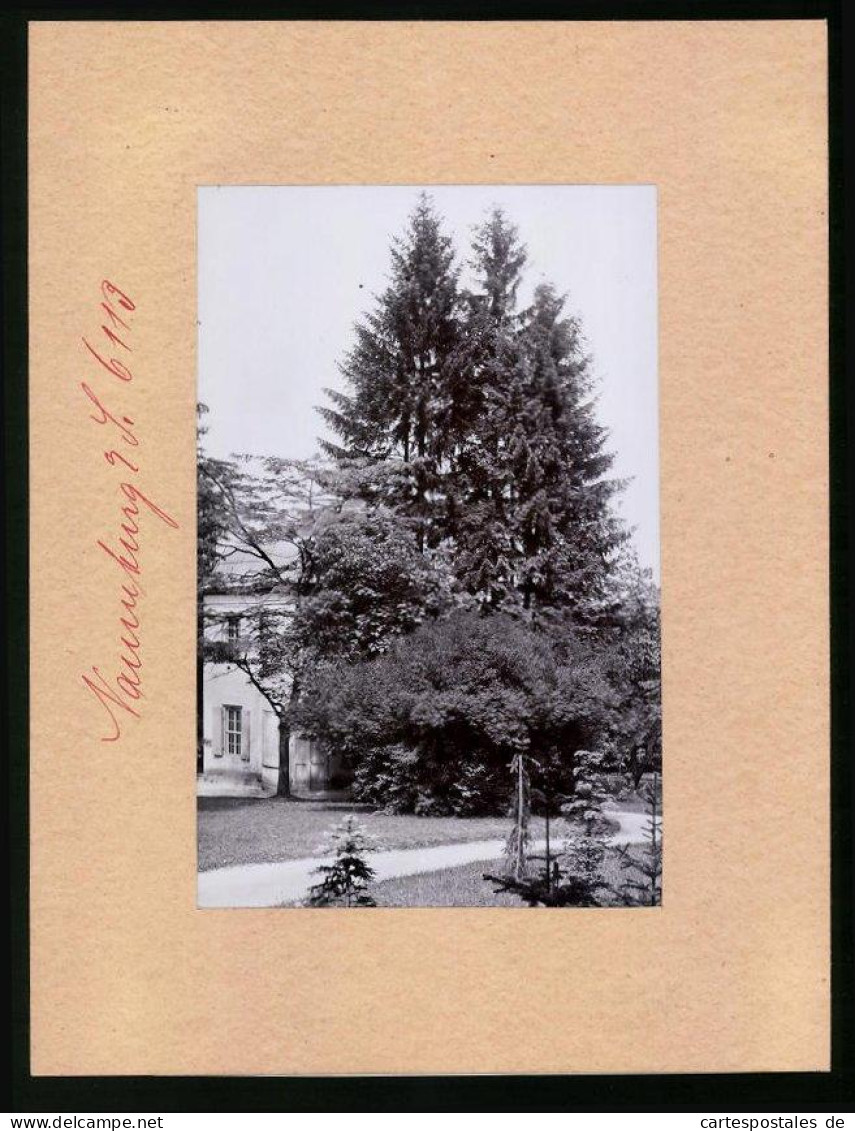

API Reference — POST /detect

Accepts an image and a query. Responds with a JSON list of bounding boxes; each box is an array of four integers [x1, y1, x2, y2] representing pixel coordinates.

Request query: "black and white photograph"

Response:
[[196, 185, 661, 909]]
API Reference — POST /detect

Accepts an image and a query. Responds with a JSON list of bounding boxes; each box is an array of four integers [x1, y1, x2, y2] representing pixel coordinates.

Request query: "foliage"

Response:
[[199, 452, 332, 598], [297, 610, 616, 814], [319, 192, 462, 553], [482, 867, 610, 907], [305, 815, 378, 907], [197, 404, 229, 763], [319, 197, 626, 617], [198, 194, 662, 832], [451, 216, 626, 615], [616, 773, 662, 906], [196, 442, 338, 793], [197, 452, 335, 713], [293, 509, 451, 664], [559, 748, 614, 894], [483, 746, 616, 906], [197, 405, 230, 594], [602, 550, 662, 786]]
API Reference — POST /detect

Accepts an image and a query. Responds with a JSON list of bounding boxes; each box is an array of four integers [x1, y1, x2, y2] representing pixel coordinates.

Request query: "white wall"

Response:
[[202, 662, 278, 780]]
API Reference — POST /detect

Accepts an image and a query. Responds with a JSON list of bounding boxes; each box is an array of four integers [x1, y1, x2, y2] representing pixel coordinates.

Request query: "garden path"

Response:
[[197, 804, 651, 908]]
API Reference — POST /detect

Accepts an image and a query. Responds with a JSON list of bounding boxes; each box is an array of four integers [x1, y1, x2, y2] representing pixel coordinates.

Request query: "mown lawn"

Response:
[[370, 848, 633, 908], [198, 795, 549, 872]]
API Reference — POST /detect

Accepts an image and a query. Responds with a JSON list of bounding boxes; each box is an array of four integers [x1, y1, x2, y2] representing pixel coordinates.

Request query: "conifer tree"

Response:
[[513, 282, 625, 617], [319, 197, 627, 621], [560, 748, 613, 892], [450, 208, 530, 608], [454, 210, 625, 618], [483, 746, 614, 906], [319, 193, 461, 551], [306, 816, 378, 907], [617, 772, 662, 906]]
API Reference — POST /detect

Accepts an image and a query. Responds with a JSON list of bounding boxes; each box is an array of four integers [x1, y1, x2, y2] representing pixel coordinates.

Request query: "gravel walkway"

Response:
[[197, 804, 653, 909]]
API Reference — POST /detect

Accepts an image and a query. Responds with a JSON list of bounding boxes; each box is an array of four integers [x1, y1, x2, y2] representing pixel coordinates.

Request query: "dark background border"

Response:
[[5, 0, 851, 1112]]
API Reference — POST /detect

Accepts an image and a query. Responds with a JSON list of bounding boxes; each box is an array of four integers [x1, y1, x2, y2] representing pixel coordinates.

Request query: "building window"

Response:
[[226, 615, 241, 644], [224, 705, 245, 760]]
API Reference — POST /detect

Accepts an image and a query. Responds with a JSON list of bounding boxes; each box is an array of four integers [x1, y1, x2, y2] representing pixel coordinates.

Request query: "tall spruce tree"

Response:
[[319, 193, 461, 551], [320, 198, 626, 621], [449, 209, 530, 607], [514, 282, 626, 616], [454, 209, 625, 619]]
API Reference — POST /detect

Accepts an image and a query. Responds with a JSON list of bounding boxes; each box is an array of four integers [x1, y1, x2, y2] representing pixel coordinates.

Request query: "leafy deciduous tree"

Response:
[[198, 452, 332, 794]]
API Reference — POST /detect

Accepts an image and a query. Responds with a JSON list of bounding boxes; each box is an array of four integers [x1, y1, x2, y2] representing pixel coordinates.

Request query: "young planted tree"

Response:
[[527, 749, 571, 896], [616, 772, 662, 906], [505, 752, 531, 880], [306, 815, 378, 907], [559, 748, 614, 896], [484, 747, 615, 907]]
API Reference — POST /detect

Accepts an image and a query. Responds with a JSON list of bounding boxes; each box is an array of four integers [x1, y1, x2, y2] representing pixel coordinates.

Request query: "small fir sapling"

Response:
[[616, 771, 662, 906], [559, 749, 613, 896], [306, 815, 378, 907]]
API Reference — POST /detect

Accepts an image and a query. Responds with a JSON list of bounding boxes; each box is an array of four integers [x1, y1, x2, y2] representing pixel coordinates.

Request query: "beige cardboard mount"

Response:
[[29, 20, 828, 1076]]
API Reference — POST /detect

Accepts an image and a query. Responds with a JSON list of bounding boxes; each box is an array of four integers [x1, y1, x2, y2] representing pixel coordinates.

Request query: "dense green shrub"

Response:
[[297, 609, 616, 814]]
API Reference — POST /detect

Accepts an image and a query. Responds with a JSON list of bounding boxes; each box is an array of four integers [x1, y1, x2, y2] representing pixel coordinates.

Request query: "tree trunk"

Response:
[[277, 673, 302, 798], [276, 717, 291, 797], [513, 753, 527, 880]]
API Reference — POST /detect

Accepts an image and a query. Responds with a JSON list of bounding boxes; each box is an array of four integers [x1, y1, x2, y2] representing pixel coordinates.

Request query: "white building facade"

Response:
[[200, 591, 349, 797]]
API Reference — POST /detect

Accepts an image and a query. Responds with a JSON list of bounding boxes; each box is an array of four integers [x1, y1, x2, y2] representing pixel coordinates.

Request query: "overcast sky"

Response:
[[198, 185, 659, 580]]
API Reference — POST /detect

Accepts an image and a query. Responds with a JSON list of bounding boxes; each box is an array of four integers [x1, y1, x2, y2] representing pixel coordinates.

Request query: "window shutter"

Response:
[[217, 705, 225, 757], [242, 709, 251, 762]]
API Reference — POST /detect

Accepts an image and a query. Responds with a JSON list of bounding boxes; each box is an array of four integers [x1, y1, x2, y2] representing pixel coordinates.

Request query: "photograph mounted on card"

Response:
[[28, 21, 828, 1076], [196, 184, 662, 911]]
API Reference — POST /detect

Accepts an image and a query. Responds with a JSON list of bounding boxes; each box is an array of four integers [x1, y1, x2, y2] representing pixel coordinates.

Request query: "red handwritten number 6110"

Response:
[[81, 280, 137, 383]]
